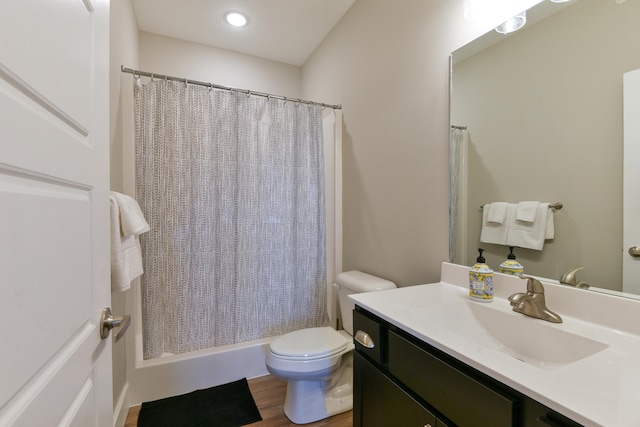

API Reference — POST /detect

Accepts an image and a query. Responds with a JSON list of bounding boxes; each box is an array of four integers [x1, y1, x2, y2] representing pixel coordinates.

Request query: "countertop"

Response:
[[348, 262, 640, 427]]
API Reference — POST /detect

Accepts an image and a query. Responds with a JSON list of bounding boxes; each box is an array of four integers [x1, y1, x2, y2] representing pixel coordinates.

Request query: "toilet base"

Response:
[[284, 380, 329, 424], [282, 353, 353, 424], [283, 380, 353, 424]]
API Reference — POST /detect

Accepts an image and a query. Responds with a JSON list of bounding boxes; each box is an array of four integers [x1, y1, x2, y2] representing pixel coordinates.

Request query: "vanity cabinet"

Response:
[[353, 307, 583, 427]]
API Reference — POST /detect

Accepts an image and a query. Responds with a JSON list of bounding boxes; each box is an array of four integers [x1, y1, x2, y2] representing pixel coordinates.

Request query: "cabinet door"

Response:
[[354, 352, 437, 427], [389, 331, 516, 427]]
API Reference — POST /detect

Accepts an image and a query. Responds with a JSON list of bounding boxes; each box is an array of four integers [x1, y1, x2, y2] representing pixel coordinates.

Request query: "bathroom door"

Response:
[[623, 69, 640, 294], [0, 1, 112, 425]]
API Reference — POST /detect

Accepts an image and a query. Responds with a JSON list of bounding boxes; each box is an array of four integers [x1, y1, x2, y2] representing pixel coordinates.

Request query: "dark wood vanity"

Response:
[[353, 306, 584, 427]]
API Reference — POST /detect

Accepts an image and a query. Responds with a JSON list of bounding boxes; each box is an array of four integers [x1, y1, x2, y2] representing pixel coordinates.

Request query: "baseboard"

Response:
[[113, 381, 130, 427]]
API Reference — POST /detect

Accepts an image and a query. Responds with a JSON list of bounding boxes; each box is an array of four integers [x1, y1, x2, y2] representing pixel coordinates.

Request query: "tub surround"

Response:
[[349, 262, 640, 427], [128, 339, 270, 405]]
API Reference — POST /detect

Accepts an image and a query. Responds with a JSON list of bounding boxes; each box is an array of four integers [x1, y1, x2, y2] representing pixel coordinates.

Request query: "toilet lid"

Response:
[[270, 327, 348, 359]]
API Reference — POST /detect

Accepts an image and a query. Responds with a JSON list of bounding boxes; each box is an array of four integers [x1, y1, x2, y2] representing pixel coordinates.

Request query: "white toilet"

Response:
[[265, 270, 396, 424]]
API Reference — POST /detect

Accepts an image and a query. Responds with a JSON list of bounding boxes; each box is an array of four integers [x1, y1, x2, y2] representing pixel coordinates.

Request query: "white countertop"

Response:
[[348, 262, 640, 427]]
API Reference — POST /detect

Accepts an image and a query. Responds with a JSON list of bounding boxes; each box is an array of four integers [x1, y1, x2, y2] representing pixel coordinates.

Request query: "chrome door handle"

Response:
[[354, 330, 375, 349], [100, 307, 131, 342], [629, 246, 640, 257]]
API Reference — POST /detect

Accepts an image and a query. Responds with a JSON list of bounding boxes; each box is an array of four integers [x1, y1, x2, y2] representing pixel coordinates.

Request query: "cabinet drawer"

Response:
[[389, 330, 516, 427], [353, 309, 384, 365]]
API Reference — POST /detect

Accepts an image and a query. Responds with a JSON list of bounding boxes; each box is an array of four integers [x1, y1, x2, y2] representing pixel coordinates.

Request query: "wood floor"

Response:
[[125, 375, 353, 427]]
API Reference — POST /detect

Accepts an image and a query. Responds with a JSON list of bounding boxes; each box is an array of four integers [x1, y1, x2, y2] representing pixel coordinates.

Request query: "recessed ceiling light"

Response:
[[225, 12, 248, 27]]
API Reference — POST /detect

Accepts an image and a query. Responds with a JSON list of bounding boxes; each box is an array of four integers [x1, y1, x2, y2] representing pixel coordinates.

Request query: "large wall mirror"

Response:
[[450, 0, 640, 296]]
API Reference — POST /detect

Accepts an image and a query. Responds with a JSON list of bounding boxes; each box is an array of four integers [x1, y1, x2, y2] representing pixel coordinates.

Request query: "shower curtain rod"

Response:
[[121, 66, 342, 110]]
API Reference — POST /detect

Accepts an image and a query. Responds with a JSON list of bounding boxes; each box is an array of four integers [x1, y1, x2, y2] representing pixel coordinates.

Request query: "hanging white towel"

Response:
[[110, 191, 150, 236], [110, 192, 150, 292], [507, 202, 553, 250], [516, 201, 539, 222], [480, 203, 514, 245], [487, 202, 508, 224], [545, 206, 555, 240]]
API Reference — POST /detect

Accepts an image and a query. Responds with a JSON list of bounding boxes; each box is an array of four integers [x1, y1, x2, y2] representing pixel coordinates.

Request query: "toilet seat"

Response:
[[270, 327, 348, 360]]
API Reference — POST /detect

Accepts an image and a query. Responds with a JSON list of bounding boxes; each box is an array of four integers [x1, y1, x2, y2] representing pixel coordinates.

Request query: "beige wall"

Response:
[[138, 32, 303, 99], [302, 0, 488, 286], [109, 0, 139, 418], [110, 0, 139, 194], [452, 0, 640, 290]]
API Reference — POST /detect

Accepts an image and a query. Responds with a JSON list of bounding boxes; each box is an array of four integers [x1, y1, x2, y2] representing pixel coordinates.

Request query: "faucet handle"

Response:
[[520, 275, 545, 294], [560, 266, 585, 286]]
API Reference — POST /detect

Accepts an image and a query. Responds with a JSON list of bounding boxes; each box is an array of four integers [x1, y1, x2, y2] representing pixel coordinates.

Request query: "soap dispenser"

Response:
[[469, 248, 493, 302], [499, 246, 524, 276]]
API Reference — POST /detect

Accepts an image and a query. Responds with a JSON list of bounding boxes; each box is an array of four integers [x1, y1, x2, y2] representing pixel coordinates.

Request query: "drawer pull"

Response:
[[355, 330, 375, 348]]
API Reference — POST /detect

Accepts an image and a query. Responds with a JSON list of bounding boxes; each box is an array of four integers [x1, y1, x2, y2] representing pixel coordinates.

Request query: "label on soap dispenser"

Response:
[[499, 260, 523, 276], [469, 263, 494, 302]]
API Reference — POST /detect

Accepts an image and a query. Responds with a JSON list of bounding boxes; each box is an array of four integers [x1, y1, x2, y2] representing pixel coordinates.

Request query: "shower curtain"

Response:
[[449, 127, 468, 265], [134, 80, 329, 359]]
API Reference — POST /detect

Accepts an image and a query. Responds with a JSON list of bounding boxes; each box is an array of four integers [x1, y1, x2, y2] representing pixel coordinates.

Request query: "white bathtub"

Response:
[[125, 285, 271, 407]]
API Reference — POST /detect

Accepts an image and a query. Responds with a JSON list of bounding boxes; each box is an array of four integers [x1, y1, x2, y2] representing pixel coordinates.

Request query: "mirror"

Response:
[[450, 0, 640, 295]]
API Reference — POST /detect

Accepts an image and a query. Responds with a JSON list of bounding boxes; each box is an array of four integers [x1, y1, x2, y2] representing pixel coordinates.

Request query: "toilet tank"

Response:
[[336, 270, 396, 335]]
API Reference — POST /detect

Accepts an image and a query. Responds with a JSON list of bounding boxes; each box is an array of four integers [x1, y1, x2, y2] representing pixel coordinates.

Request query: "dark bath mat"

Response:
[[137, 378, 262, 427]]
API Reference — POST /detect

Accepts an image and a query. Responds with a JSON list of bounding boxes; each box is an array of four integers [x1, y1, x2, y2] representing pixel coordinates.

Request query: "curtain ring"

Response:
[[150, 73, 154, 82], [184, 78, 188, 87], [133, 72, 142, 88], [247, 91, 252, 98]]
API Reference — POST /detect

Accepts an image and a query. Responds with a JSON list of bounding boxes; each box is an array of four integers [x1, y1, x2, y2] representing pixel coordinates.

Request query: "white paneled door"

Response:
[[624, 69, 640, 295], [0, 1, 112, 426]]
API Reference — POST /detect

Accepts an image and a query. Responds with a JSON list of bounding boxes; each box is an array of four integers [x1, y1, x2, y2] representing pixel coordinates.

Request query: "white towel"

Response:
[[110, 191, 150, 236], [545, 206, 555, 240], [507, 202, 554, 250], [110, 192, 149, 292], [487, 202, 508, 224], [516, 201, 539, 222], [480, 203, 514, 245]]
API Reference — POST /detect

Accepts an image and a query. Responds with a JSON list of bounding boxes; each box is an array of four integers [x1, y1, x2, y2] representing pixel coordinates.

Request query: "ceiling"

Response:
[[130, 0, 356, 67]]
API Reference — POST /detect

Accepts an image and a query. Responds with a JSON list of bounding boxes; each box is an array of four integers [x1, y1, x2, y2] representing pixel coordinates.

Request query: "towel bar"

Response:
[[481, 202, 562, 210]]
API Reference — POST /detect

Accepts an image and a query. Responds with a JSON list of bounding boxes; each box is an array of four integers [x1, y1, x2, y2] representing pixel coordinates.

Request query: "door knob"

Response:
[[629, 246, 640, 257], [100, 307, 131, 342]]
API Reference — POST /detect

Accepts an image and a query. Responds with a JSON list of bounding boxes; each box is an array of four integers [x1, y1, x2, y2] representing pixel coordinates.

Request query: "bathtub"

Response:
[[125, 285, 271, 407]]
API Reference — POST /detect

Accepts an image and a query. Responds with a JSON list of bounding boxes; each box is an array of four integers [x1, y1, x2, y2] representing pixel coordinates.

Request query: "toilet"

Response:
[[265, 270, 396, 424]]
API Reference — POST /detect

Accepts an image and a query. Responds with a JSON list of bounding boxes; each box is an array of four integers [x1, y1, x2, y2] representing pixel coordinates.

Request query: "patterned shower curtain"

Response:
[[449, 127, 467, 264], [134, 80, 328, 359]]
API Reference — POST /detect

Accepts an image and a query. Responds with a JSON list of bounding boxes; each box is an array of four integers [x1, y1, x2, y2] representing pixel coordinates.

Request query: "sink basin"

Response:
[[413, 301, 609, 368]]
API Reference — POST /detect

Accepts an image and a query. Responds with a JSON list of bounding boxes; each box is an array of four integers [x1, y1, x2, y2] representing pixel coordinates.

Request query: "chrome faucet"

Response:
[[560, 266, 590, 289], [508, 276, 563, 323]]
